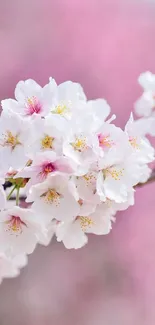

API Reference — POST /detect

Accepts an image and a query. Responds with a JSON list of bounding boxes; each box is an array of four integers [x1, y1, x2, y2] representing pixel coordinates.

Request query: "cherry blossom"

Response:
[[125, 114, 155, 164], [0, 206, 45, 255], [74, 172, 100, 204], [63, 121, 100, 166], [26, 116, 64, 158], [56, 203, 113, 249], [0, 111, 30, 170], [15, 151, 75, 189], [1, 78, 56, 117], [135, 72, 155, 117], [0, 74, 154, 281], [26, 175, 80, 224], [50, 80, 86, 120], [96, 121, 130, 158], [36, 221, 56, 246], [0, 253, 27, 283], [96, 153, 149, 203]]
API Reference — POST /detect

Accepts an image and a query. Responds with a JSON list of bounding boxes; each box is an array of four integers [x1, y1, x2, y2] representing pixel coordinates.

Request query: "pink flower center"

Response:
[[41, 162, 56, 178], [5, 215, 27, 235], [26, 96, 42, 115], [129, 136, 139, 149], [98, 133, 114, 149]]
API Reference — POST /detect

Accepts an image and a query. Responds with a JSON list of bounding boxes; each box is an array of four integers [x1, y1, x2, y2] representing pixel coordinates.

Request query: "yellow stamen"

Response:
[[52, 104, 70, 116], [43, 189, 61, 206], [5, 216, 26, 235], [41, 135, 54, 149], [98, 134, 114, 148], [27, 98, 34, 106], [79, 216, 94, 232], [83, 173, 96, 182], [101, 137, 112, 147], [71, 137, 88, 152], [129, 137, 139, 149], [83, 172, 96, 187], [3, 131, 21, 150], [103, 167, 124, 181]]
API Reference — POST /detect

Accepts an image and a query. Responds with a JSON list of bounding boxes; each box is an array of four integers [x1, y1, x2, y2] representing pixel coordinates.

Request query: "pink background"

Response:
[[0, 1, 155, 324]]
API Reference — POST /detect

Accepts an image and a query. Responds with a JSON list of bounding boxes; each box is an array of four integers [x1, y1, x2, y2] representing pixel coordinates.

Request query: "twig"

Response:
[[7, 185, 17, 200], [9, 196, 26, 201], [16, 187, 20, 205]]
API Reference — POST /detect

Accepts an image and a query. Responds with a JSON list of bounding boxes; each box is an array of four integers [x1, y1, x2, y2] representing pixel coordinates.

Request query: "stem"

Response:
[[16, 187, 20, 206], [7, 184, 17, 200]]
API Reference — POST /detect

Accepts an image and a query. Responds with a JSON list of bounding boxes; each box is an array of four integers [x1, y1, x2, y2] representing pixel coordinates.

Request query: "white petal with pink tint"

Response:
[[0, 253, 28, 284], [50, 80, 86, 120], [26, 116, 64, 158], [125, 113, 155, 164], [27, 175, 80, 224], [74, 171, 100, 204], [56, 203, 113, 249], [0, 111, 30, 170], [15, 151, 75, 186], [2, 78, 57, 118], [0, 206, 45, 255]]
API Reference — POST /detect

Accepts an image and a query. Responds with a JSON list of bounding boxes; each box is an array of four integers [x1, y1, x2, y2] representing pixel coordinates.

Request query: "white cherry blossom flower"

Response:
[[36, 221, 56, 246], [15, 151, 75, 188], [74, 171, 100, 204], [125, 114, 155, 164], [27, 175, 80, 224], [131, 116, 155, 137], [50, 80, 86, 120], [103, 189, 135, 214], [85, 98, 111, 128], [77, 198, 97, 216], [0, 206, 45, 255], [135, 92, 155, 117], [1, 78, 57, 117], [96, 122, 130, 158], [96, 155, 145, 203], [138, 71, 155, 91], [0, 253, 27, 283], [0, 111, 30, 170], [63, 123, 100, 166], [0, 73, 154, 277], [135, 72, 155, 117], [26, 116, 64, 158], [56, 203, 113, 249], [71, 98, 112, 135]]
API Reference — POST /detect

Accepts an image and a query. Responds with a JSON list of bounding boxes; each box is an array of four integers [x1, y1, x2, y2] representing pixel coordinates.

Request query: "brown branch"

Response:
[[8, 196, 26, 201]]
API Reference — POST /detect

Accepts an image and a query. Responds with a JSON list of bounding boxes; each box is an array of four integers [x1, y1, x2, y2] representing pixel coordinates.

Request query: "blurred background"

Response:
[[0, 0, 155, 324]]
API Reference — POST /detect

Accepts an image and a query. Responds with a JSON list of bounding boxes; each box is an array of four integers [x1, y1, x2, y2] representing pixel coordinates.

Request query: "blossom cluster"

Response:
[[0, 76, 154, 282]]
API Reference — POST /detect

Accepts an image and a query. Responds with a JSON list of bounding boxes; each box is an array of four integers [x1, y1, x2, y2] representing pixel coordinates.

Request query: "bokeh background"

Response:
[[0, 0, 155, 324]]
